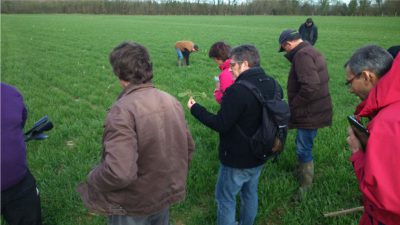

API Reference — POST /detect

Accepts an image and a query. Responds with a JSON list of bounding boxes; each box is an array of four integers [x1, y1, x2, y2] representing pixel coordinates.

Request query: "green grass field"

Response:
[[1, 15, 400, 225]]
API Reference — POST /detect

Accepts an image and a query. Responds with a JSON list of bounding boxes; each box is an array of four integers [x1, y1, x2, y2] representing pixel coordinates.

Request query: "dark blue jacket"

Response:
[[190, 67, 283, 168], [299, 23, 318, 45]]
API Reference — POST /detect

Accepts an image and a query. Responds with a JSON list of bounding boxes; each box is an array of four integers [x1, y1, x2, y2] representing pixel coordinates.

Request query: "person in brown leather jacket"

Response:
[[279, 29, 333, 201], [175, 40, 199, 66], [77, 41, 195, 225]]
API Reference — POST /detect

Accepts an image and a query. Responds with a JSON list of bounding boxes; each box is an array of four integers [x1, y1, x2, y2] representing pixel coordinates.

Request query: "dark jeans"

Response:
[[1, 170, 42, 225], [182, 49, 190, 65]]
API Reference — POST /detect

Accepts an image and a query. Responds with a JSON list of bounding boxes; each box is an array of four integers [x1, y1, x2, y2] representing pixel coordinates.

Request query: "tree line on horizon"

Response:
[[1, 0, 399, 16]]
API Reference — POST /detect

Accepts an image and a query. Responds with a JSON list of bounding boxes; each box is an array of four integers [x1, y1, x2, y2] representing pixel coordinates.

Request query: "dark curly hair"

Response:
[[109, 41, 153, 84], [208, 41, 231, 61]]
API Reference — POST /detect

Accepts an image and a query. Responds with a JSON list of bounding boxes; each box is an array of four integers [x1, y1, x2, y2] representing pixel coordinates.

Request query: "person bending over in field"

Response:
[[175, 40, 199, 67], [208, 41, 234, 104], [77, 41, 195, 225], [345, 45, 400, 225]]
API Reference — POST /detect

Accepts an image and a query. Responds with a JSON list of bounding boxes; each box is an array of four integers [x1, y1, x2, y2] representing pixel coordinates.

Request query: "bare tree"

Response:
[[348, 0, 358, 15], [358, 0, 371, 16], [1, 0, 399, 16]]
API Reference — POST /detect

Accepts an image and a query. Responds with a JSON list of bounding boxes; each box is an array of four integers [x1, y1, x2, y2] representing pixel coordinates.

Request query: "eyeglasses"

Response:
[[229, 60, 242, 69], [345, 73, 361, 87], [345, 76, 356, 87]]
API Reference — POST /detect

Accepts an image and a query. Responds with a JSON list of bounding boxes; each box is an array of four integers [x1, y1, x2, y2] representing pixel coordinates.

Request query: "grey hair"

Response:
[[229, 44, 260, 67], [345, 45, 393, 78]]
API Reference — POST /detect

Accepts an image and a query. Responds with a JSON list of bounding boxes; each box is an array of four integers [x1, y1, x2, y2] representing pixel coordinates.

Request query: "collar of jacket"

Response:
[[236, 66, 265, 81], [117, 82, 154, 100], [219, 59, 231, 71], [284, 41, 309, 62], [355, 54, 400, 118]]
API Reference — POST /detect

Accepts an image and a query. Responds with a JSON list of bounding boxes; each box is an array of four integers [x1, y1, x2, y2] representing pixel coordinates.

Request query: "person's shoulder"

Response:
[[158, 88, 178, 100], [371, 102, 400, 134], [1, 82, 16, 91], [1, 83, 22, 97], [224, 81, 243, 97], [176, 40, 191, 44], [293, 45, 323, 64], [298, 43, 318, 54]]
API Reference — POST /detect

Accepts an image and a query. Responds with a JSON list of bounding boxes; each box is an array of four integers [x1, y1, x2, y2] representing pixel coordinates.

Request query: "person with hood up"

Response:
[[298, 18, 318, 46], [345, 45, 400, 225]]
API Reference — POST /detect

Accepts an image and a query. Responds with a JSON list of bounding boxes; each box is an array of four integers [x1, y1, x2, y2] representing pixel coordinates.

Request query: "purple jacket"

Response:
[[1, 83, 28, 191]]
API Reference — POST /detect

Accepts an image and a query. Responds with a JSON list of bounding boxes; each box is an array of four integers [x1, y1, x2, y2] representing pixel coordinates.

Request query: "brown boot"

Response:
[[177, 59, 183, 67], [292, 161, 314, 202]]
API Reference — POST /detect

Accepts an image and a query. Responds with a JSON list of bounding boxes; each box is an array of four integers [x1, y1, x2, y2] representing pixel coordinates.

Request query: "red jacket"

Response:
[[351, 54, 400, 225]]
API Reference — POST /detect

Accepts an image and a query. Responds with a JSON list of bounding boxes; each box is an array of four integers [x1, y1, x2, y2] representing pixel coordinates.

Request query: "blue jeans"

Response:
[[175, 48, 183, 60], [215, 164, 263, 225], [108, 207, 169, 225], [295, 128, 318, 163]]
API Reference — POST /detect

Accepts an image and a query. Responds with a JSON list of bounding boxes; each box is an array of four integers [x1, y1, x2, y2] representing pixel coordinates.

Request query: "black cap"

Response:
[[278, 29, 301, 52], [306, 18, 313, 23]]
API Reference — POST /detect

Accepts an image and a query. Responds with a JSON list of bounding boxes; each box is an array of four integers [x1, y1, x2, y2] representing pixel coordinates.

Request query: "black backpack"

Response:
[[236, 78, 290, 161]]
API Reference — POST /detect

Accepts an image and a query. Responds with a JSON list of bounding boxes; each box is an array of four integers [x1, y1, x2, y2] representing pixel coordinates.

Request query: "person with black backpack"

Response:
[[187, 45, 287, 225]]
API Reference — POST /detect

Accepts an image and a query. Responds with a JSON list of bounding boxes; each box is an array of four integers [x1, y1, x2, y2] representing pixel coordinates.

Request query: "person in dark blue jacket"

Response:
[[187, 45, 284, 225], [1, 83, 42, 225], [299, 18, 318, 46]]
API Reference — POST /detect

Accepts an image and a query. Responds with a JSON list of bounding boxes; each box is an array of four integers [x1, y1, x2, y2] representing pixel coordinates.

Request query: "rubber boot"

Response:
[[177, 59, 182, 67], [292, 160, 314, 202]]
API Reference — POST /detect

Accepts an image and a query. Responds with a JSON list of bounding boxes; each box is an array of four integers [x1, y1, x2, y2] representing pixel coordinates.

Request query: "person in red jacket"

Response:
[[345, 45, 400, 225], [208, 41, 234, 104]]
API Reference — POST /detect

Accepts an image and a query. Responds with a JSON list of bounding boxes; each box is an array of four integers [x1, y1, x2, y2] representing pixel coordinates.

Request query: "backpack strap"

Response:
[[235, 78, 276, 139], [236, 78, 280, 103], [236, 79, 268, 105]]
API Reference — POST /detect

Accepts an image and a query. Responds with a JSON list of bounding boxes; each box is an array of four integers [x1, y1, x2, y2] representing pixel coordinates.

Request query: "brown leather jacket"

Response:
[[285, 42, 333, 129], [175, 41, 195, 52], [77, 83, 195, 216]]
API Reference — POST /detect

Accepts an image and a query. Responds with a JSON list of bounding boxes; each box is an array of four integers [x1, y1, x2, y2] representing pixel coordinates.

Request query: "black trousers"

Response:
[[182, 49, 191, 65], [1, 170, 42, 225]]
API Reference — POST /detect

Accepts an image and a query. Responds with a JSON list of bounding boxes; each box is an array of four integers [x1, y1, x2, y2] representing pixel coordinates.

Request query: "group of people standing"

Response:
[[2, 18, 399, 225], [187, 26, 333, 224]]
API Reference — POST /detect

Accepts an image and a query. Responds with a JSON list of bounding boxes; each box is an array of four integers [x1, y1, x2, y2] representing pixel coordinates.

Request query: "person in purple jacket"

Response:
[[1, 83, 42, 225]]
